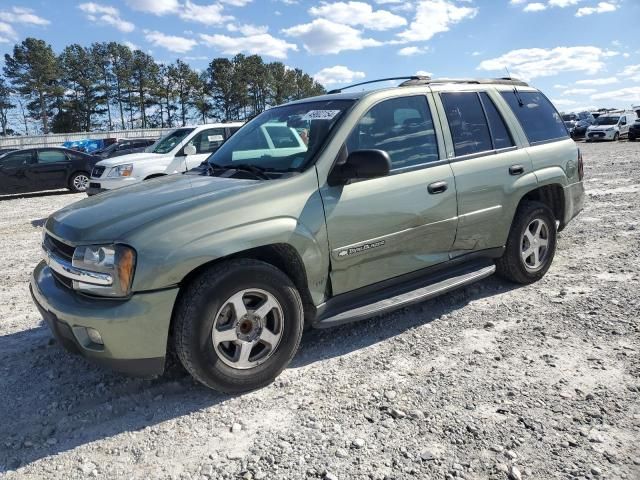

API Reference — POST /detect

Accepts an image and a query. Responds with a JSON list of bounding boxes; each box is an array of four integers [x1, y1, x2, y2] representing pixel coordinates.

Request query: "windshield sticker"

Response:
[[301, 110, 341, 121], [208, 135, 224, 142]]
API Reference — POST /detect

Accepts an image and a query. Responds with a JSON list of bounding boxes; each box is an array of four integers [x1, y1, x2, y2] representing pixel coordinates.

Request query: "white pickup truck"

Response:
[[87, 123, 244, 195]]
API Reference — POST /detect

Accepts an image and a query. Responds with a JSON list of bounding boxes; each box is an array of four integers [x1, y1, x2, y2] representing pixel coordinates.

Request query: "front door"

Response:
[[0, 150, 35, 193], [320, 94, 459, 295], [182, 127, 227, 171]]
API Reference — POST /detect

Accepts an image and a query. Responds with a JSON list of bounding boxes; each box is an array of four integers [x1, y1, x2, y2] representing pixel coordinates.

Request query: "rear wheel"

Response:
[[68, 171, 90, 193], [173, 259, 304, 393], [496, 201, 557, 284]]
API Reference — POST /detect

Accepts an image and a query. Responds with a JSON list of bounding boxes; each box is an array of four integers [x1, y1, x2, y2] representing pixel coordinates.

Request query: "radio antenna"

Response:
[[505, 66, 524, 107]]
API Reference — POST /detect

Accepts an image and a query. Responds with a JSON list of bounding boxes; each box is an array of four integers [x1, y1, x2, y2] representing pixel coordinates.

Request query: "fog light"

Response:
[[86, 327, 104, 345]]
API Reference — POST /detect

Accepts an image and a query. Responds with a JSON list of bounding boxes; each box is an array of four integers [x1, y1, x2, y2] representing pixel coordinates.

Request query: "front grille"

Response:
[[92, 166, 106, 178], [43, 234, 75, 262], [52, 271, 73, 289]]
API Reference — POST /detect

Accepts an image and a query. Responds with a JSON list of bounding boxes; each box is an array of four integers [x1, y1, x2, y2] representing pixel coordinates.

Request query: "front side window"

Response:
[[0, 150, 33, 167], [441, 92, 493, 156], [186, 128, 225, 154], [150, 128, 195, 154], [37, 150, 68, 163], [501, 91, 568, 144], [208, 100, 353, 172], [346, 95, 439, 170]]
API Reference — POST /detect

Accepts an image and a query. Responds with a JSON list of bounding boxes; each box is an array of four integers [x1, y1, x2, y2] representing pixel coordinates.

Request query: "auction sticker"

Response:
[[302, 110, 341, 121]]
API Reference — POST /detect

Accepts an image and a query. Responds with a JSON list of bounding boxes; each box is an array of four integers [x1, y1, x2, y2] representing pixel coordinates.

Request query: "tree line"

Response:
[[0, 37, 326, 136]]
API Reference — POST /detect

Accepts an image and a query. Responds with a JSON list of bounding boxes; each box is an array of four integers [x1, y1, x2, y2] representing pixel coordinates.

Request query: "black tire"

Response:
[[496, 201, 557, 284], [173, 259, 304, 393], [68, 171, 90, 193], [613, 132, 619, 142]]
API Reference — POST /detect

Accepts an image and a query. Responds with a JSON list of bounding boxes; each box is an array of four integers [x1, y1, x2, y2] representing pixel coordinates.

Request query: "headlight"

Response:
[[72, 244, 136, 297], [108, 164, 133, 177]]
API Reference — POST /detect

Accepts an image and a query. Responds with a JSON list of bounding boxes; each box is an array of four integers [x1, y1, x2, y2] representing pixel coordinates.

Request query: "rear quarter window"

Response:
[[501, 91, 568, 144]]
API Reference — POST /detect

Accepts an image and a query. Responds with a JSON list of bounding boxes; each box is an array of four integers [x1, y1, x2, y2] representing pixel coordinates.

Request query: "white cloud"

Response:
[[79, 3, 135, 32], [576, 2, 616, 17], [575, 77, 618, 85], [180, 1, 233, 25], [562, 88, 597, 95], [552, 98, 578, 107], [396, 0, 478, 43], [0, 6, 50, 25], [620, 64, 640, 81], [125, 0, 180, 14], [309, 1, 407, 31], [220, 0, 253, 5], [145, 30, 197, 53], [591, 86, 640, 102], [509, 0, 527, 4], [548, 0, 582, 7], [314, 65, 365, 85], [123, 40, 140, 51], [0, 21, 17, 42], [523, 3, 547, 12], [283, 18, 382, 54], [478, 46, 618, 80], [227, 23, 268, 35], [398, 46, 427, 56], [200, 32, 297, 59], [416, 70, 433, 77]]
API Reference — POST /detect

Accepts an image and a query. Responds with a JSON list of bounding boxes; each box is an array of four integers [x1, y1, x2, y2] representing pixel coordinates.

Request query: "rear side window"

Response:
[[501, 91, 568, 144], [441, 92, 492, 156], [38, 150, 68, 163], [346, 95, 439, 170], [479, 93, 514, 150]]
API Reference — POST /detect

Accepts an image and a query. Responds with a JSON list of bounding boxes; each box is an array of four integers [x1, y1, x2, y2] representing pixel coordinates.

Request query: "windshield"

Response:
[[593, 116, 619, 126], [149, 128, 194, 154], [207, 100, 354, 172]]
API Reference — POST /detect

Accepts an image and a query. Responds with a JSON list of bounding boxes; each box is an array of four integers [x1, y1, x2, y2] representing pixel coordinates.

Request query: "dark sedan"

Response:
[[94, 138, 156, 159], [0, 147, 100, 195], [629, 119, 640, 141]]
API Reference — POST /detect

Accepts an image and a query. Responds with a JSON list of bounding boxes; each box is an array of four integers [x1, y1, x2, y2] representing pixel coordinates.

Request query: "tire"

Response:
[[613, 132, 619, 142], [68, 171, 90, 193], [173, 259, 304, 393], [496, 201, 557, 284]]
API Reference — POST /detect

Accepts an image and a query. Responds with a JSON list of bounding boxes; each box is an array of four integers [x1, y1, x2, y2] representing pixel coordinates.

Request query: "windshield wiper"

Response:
[[208, 163, 273, 180]]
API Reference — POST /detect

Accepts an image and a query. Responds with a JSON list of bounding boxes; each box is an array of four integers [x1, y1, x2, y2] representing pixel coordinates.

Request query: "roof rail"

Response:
[[399, 77, 529, 87], [327, 75, 431, 94]]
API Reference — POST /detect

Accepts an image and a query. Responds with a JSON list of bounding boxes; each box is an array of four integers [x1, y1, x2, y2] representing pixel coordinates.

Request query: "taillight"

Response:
[[577, 148, 584, 180]]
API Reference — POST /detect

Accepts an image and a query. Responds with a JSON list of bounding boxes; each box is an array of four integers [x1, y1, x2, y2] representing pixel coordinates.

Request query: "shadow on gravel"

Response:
[[0, 190, 73, 202], [0, 276, 518, 472]]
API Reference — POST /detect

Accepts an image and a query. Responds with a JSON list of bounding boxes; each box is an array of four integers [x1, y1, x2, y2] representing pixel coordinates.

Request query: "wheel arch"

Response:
[[144, 173, 167, 180], [517, 183, 566, 230]]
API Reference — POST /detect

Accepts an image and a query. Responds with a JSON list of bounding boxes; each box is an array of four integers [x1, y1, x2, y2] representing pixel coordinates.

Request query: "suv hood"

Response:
[[46, 174, 259, 243], [96, 152, 167, 167]]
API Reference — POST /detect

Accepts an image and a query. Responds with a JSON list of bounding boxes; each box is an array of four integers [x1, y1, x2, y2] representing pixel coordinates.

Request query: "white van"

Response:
[[586, 112, 637, 141], [87, 123, 243, 195]]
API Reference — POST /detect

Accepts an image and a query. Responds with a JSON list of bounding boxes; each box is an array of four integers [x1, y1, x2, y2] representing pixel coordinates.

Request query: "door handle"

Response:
[[427, 181, 448, 194], [509, 165, 524, 176]]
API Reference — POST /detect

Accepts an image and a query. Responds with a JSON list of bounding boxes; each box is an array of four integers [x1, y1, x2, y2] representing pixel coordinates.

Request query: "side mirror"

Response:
[[329, 149, 391, 186], [184, 144, 197, 156]]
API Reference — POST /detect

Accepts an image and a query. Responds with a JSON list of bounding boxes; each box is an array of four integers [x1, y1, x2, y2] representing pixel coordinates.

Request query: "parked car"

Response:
[[0, 147, 99, 194], [87, 123, 244, 195], [586, 112, 637, 141], [562, 111, 594, 139], [0, 147, 18, 155], [31, 77, 584, 392], [628, 117, 640, 141], [93, 138, 156, 159], [62, 138, 117, 153]]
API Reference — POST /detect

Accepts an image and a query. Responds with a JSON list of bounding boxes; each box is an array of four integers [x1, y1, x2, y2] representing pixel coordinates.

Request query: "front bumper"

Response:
[[30, 260, 179, 376], [586, 130, 616, 141], [87, 176, 140, 194]]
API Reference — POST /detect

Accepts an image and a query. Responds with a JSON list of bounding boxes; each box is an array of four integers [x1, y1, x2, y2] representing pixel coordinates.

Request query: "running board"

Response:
[[314, 262, 496, 328]]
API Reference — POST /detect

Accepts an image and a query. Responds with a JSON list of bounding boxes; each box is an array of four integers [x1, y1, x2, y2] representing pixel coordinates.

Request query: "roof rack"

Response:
[[399, 77, 529, 87], [327, 76, 431, 94]]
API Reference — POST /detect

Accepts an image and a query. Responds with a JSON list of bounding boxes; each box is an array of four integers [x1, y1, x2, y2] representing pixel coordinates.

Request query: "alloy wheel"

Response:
[[73, 174, 89, 191], [521, 218, 550, 272]]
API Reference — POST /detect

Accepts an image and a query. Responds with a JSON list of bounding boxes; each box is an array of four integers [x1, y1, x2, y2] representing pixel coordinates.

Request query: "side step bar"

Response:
[[313, 262, 496, 329]]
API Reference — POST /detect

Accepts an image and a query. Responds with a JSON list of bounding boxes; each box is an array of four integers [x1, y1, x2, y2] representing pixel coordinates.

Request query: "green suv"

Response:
[[31, 77, 584, 393]]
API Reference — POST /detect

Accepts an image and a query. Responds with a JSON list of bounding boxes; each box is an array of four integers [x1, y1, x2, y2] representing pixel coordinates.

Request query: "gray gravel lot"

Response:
[[0, 141, 639, 480]]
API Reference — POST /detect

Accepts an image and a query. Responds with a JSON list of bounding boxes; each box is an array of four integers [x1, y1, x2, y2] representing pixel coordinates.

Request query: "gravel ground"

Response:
[[0, 141, 639, 480]]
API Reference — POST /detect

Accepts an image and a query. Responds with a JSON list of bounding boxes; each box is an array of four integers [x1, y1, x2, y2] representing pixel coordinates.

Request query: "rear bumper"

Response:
[[562, 181, 585, 229], [30, 260, 179, 376]]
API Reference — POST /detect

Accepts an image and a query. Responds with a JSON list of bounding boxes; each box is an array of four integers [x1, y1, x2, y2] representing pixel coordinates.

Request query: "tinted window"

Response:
[[186, 128, 226, 154], [441, 92, 493, 156], [501, 91, 568, 144], [241, 127, 269, 150], [265, 126, 299, 148], [347, 96, 439, 170], [38, 150, 68, 163], [479, 92, 514, 150], [0, 150, 32, 167]]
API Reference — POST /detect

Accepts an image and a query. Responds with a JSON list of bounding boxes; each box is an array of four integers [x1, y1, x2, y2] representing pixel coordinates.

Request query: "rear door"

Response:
[[0, 150, 35, 193], [30, 149, 73, 189], [320, 94, 458, 294], [436, 90, 536, 255]]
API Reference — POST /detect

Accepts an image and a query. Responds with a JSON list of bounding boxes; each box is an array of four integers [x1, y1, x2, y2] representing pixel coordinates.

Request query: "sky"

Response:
[[0, 0, 639, 113]]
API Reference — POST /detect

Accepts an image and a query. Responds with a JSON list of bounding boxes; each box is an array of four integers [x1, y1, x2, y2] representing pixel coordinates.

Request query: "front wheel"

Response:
[[613, 132, 619, 141], [68, 171, 90, 193], [173, 259, 304, 393], [496, 201, 557, 284]]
